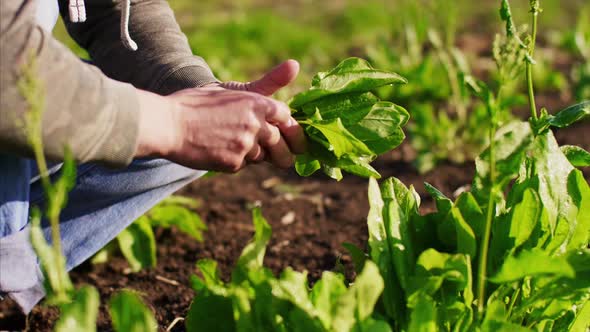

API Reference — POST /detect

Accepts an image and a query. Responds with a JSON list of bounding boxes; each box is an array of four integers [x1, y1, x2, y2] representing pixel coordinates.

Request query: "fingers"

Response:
[[277, 118, 307, 154], [247, 59, 300, 96], [256, 98, 306, 155], [253, 123, 294, 168], [264, 134, 294, 169], [245, 144, 265, 163], [257, 98, 292, 128]]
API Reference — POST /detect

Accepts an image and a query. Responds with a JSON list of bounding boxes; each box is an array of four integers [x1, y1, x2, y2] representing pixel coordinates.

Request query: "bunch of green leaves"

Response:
[[93, 196, 206, 272], [345, 0, 590, 329], [356, 156, 589, 331], [290, 57, 409, 180], [185, 208, 390, 332], [19, 55, 158, 332]]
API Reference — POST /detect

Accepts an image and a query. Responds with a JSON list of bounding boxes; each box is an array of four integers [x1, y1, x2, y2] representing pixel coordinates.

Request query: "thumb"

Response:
[[247, 59, 300, 96]]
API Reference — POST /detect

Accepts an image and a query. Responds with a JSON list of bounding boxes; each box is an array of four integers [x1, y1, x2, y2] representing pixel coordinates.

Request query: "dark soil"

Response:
[[22, 31, 590, 331]]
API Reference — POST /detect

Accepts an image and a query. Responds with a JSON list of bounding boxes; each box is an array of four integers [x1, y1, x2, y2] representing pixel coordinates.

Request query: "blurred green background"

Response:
[[53, 0, 586, 93]]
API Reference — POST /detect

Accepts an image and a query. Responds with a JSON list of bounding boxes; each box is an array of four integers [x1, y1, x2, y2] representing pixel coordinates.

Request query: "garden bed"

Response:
[[27, 117, 589, 331]]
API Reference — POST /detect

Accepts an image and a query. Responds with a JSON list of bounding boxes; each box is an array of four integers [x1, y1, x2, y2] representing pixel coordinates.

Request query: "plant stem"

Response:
[[476, 120, 497, 314], [506, 286, 521, 318], [526, 0, 540, 120], [31, 143, 64, 258], [437, 45, 467, 122]]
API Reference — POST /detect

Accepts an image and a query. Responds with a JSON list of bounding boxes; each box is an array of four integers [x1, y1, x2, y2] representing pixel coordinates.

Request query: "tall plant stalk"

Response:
[[18, 57, 64, 258], [526, 0, 540, 120], [476, 116, 497, 314], [476, 0, 542, 316]]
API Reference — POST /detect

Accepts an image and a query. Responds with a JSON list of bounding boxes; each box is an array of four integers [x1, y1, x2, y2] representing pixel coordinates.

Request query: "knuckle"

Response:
[[230, 136, 253, 153], [242, 114, 261, 133]]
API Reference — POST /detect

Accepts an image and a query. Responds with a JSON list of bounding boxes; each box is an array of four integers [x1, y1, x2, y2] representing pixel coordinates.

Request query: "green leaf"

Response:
[[424, 183, 453, 214], [474, 121, 533, 203], [566, 170, 590, 250], [569, 298, 590, 332], [295, 153, 322, 177], [333, 261, 384, 332], [347, 102, 409, 154], [109, 290, 157, 332], [186, 293, 235, 332], [310, 271, 347, 328], [481, 300, 533, 331], [29, 209, 73, 304], [160, 195, 201, 209], [353, 317, 393, 332], [546, 101, 590, 128], [55, 286, 99, 332], [194, 259, 224, 290], [561, 145, 590, 167], [481, 319, 533, 332], [408, 295, 437, 332], [409, 250, 472, 306], [509, 188, 542, 249], [448, 206, 477, 258], [117, 217, 157, 272], [232, 207, 272, 283], [528, 131, 576, 234], [366, 178, 406, 325], [490, 248, 575, 283], [322, 164, 344, 181], [380, 178, 417, 291], [290, 57, 407, 108], [342, 242, 368, 274], [276, 268, 314, 310], [300, 91, 379, 123], [305, 118, 373, 158], [149, 203, 207, 242], [337, 155, 381, 179], [454, 192, 486, 239]]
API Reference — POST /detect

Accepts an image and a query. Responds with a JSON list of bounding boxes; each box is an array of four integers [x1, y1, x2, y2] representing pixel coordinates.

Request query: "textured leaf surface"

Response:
[[55, 286, 99, 332], [109, 290, 157, 332]]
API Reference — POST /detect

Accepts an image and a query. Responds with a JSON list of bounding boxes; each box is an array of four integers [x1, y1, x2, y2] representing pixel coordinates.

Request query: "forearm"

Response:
[[0, 0, 140, 167], [59, 0, 219, 95]]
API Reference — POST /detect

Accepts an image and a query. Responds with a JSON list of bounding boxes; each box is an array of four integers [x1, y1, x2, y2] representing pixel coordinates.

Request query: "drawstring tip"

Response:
[[121, 0, 138, 51], [68, 0, 86, 23], [122, 38, 138, 52]]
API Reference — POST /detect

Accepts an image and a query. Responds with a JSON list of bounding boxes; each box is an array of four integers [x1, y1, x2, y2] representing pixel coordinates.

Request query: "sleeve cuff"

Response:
[[155, 64, 220, 95]]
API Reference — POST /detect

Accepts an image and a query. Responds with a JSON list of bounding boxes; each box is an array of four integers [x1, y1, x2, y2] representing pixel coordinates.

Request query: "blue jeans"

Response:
[[0, 155, 204, 313]]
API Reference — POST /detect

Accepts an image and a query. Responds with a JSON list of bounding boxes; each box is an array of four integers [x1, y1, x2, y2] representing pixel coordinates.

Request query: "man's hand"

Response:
[[135, 60, 306, 173]]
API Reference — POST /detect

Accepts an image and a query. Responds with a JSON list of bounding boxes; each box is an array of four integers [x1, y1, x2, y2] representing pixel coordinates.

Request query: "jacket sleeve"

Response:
[[0, 0, 140, 167], [58, 0, 219, 95]]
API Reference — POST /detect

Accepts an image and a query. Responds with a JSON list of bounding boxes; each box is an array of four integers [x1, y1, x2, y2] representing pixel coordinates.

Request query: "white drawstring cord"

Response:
[[120, 0, 138, 51], [68, 0, 138, 51]]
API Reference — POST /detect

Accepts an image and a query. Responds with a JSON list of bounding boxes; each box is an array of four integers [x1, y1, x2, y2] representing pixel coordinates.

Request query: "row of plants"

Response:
[[182, 2, 590, 330], [25, 0, 589, 330]]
